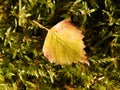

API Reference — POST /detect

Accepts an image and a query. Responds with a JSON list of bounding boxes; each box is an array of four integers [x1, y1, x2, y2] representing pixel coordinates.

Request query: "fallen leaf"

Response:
[[43, 20, 89, 65]]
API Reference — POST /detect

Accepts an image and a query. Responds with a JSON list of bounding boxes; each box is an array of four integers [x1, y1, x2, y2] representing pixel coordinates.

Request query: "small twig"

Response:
[[32, 20, 49, 31]]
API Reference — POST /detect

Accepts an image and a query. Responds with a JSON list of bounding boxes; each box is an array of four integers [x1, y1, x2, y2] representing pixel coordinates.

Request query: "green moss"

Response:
[[0, 0, 120, 89]]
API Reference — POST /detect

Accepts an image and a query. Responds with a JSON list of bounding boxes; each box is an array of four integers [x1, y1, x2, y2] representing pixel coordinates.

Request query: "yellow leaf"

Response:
[[43, 20, 89, 65]]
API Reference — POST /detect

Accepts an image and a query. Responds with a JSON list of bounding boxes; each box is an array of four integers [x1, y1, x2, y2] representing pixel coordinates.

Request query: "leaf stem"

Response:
[[32, 20, 49, 31]]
